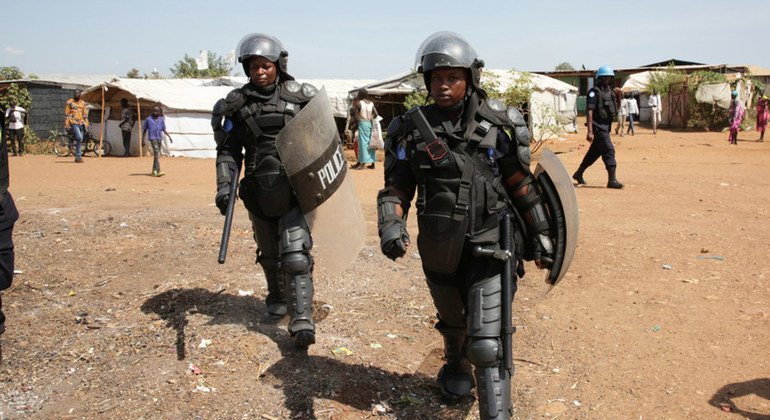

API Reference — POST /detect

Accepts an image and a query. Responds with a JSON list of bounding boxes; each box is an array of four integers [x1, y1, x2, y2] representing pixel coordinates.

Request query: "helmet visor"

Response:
[[414, 31, 477, 72], [237, 33, 284, 63]]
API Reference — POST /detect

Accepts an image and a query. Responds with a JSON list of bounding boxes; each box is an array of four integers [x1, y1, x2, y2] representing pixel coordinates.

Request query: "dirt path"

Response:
[[0, 124, 768, 418]]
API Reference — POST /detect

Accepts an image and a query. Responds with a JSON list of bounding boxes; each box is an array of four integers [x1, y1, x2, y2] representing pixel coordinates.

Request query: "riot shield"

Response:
[[534, 149, 579, 286], [275, 87, 366, 277]]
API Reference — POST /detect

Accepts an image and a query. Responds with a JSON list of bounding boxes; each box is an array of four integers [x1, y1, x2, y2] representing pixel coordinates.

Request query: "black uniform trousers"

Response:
[[578, 128, 617, 170], [0, 192, 18, 328]]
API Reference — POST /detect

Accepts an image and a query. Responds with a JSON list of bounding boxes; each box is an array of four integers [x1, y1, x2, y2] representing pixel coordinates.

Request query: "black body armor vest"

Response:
[[591, 86, 617, 124], [225, 80, 315, 218]]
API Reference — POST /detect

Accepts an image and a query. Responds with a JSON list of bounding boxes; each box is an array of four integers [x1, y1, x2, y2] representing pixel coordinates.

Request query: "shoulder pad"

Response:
[[506, 107, 527, 126], [284, 80, 301, 93], [220, 89, 246, 116], [212, 98, 227, 116], [486, 98, 506, 112], [301, 83, 318, 98], [280, 81, 316, 104], [386, 113, 414, 139], [476, 99, 507, 126]]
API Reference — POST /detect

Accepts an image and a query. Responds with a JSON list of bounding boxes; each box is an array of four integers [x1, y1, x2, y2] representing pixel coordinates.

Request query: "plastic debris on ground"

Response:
[[332, 346, 353, 356], [198, 339, 212, 349], [188, 363, 202, 375], [396, 394, 424, 406], [662, 264, 673, 270], [697, 255, 725, 261], [651, 325, 662, 332], [238, 289, 255, 296], [370, 343, 382, 349]]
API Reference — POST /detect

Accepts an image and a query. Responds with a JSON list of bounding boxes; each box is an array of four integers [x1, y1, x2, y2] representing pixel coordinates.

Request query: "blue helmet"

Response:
[[731, 90, 739, 98], [596, 66, 615, 78]]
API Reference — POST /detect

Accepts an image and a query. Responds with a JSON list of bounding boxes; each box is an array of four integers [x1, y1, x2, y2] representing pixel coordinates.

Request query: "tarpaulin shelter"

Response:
[[82, 78, 233, 158], [82, 77, 375, 158]]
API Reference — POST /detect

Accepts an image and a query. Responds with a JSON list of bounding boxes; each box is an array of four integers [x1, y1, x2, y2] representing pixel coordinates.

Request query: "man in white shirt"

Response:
[[4, 102, 26, 156], [648, 90, 662, 134]]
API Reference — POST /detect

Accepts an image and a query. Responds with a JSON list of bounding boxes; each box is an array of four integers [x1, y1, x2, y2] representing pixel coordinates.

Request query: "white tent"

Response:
[[484, 70, 578, 140], [84, 77, 375, 158]]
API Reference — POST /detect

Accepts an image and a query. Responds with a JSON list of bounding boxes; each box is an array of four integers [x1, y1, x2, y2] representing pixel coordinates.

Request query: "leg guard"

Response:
[[249, 213, 287, 316], [466, 275, 512, 420], [278, 207, 315, 347], [257, 254, 287, 317]]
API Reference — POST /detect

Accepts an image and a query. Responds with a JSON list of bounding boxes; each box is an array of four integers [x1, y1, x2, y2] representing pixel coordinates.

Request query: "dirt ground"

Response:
[[0, 121, 768, 419]]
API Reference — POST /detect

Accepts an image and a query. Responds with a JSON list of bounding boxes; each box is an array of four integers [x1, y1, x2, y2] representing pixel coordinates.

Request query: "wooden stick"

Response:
[[137, 100, 142, 157], [99, 84, 105, 158]]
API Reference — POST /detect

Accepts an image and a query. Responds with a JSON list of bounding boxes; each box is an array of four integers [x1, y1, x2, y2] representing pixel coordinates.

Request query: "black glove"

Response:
[[379, 220, 409, 260], [215, 186, 230, 215], [532, 233, 554, 268]]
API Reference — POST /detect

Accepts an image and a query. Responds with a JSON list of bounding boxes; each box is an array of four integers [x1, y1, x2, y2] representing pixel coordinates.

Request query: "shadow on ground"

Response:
[[141, 288, 473, 419]]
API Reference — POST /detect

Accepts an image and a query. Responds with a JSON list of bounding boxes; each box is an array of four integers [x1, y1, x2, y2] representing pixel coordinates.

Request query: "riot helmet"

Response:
[[236, 33, 293, 81], [415, 31, 485, 94]]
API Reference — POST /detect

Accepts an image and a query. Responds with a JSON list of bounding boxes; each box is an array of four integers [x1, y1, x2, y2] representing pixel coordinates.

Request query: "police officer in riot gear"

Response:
[[572, 66, 624, 189], [211, 33, 319, 349], [378, 32, 555, 419]]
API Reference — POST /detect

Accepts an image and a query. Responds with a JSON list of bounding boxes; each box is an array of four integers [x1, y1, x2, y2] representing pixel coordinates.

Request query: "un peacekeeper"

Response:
[[572, 66, 624, 189], [211, 33, 319, 349], [0, 105, 20, 362], [377, 31, 555, 419]]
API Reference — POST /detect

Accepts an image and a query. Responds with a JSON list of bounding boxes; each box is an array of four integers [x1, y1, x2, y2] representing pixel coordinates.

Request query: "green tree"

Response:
[[483, 70, 533, 110], [0, 66, 24, 81], [126, 68, 141, 78], [403, 90, 433, 109], [0, 83, 32, 110], [554, 62, 575, 71], [169, 52, 231, 78]]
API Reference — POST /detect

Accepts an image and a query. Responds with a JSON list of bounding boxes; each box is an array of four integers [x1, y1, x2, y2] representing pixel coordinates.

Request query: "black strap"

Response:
[[239, 107, 263, 139]]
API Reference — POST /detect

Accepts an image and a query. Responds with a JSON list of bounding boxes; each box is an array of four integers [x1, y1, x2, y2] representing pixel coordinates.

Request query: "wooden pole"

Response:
[[99, 84, 105, 157], [137, 100, 142, 157]]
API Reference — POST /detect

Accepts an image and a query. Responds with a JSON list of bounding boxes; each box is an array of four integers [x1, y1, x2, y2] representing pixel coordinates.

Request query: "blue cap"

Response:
[[731, 90, 738, 98], [596, 66, 615, 78]]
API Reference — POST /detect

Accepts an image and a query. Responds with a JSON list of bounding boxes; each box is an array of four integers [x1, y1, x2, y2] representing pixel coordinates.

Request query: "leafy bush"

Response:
[[0, 83, 32, 110]]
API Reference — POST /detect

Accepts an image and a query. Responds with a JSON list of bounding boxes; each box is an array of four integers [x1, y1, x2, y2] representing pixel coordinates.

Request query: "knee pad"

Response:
[[466, 338, 501, 367], [281, 251, 312, 275], [279, 208, 312, 255]]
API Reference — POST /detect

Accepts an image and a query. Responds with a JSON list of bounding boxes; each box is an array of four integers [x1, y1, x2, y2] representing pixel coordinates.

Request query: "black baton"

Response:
[[501, 213, 514, 373], [218, 168, 240, 264]]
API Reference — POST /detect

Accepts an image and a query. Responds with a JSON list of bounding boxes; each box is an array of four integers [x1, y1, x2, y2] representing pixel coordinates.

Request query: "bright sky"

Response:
[[3, 0, 768, 80]]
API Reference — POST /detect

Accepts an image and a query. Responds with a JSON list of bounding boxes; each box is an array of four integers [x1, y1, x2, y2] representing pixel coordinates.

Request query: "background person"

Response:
[[615, 91, 628, 137], [728, 90, 744, 145], [64, 89, 89, 163], [648, 89, 662, 134], [4, 102, 26, 156], [573, 66, 624, 189], [625, 92, 638, 136], [756, 92, 767, 142], [142, 105, 173, 176], [119, 98, 135, 156], [0, 102, 20, 363], [350, 89, 378, 169]]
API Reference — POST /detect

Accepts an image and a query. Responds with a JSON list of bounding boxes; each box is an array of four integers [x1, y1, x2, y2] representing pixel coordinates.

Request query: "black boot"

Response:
[[607, 167, 624, 189], [286, 272, 315, 349], [572, 167, 588, 185], [258, 256, 288, 317], [438, 329, 474, 403]]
